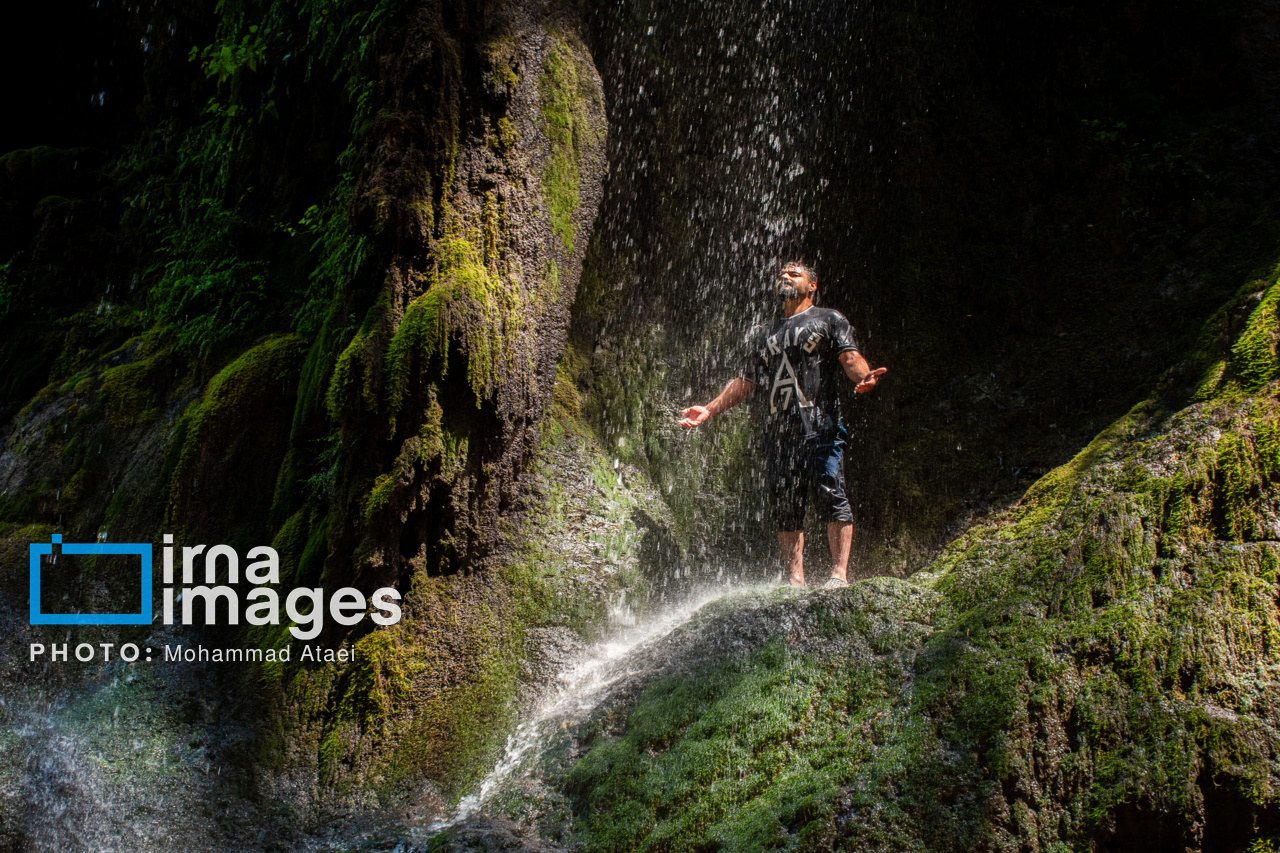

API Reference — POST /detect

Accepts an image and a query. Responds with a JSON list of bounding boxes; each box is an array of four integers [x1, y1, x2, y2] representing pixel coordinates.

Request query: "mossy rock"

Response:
[[97, 332, 179, 428], [167, 335, 303, 547], [540, 34, 604, 253]]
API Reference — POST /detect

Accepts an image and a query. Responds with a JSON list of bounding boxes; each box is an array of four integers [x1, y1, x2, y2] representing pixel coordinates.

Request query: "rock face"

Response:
[[325, 1, 607, 585], [278, 0, 615, 809]]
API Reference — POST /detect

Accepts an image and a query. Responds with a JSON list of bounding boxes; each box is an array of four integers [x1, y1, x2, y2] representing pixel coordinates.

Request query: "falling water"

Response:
[[408, 6, 889, 832], [5, 682, 180, 852], [288, 582, 789, 851], [7, 695, 137, 852], [2, 654, 264, 853], [577, 0, 889, 582], [428, 582, 777, 834]]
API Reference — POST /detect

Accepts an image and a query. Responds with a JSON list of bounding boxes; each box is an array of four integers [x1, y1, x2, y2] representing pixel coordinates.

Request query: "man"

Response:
[[678, 261, 886, 588]]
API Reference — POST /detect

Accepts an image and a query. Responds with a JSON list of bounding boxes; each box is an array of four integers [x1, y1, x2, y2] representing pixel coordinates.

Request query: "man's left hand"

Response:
[[855, 367, 887, 393]]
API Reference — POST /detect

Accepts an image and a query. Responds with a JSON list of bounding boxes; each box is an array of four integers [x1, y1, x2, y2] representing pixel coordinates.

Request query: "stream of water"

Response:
[[425, 581, 777, 837]]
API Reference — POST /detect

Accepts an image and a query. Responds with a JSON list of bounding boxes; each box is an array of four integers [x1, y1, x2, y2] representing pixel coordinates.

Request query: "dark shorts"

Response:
[[765, 425, 854, 532]]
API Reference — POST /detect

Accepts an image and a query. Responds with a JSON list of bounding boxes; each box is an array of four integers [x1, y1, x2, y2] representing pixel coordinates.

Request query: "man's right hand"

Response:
[[679, 379, 754, 428], [679, 405, 712, 428]]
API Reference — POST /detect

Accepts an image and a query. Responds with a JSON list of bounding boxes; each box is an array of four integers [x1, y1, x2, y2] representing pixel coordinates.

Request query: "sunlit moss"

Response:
[[165, 334, 300, 539], [326, 302, 387, 422], [381, 210, 534, 421], [539, 36, 602, 253], [1231, 285, 1280, 390]]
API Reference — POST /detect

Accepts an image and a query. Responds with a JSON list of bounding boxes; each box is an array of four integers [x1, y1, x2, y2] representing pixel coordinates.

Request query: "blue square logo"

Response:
[[30, 534, 153, 625]]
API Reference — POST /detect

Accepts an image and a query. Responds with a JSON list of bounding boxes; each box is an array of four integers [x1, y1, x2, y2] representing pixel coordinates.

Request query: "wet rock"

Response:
[[520, 628, 587, 701]]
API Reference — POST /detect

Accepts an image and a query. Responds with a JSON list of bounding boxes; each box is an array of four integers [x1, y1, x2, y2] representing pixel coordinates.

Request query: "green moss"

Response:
[[392, 624, 524, 793], [545, 258, 562, 302], [97, 332, 176, 428], [486, 55, 519, 96], [170, 336, 297, 459], [271, 508, 309, 581], [418, 385, 447, 463], [296, 517, 329, 586], [385, 288, 450, 417], [411, 197, 435, 234], [326, 302, 387, 422], [881, 284, 1280, 845], [1001, 403, 1147, 540], [1231, 285, 1280, 390], [567, 608, 897, 853], [293, 290, 357, 438], [540, 349, 591, 451], [290, 567, 528, 799], [497, 393, 666, 638], [165, 334, 300, 539], [383, 221, 529, 413], [364, 471, 397, 518], [543, 157, 579, 252], [319, 629, 412, 772], [361, 386, 467, 521], [539, 37, 600, 252], [0, 490, 38, 525], [495, 117, 520, 150], [59, 468, 89, 515], [1216, 431, 1259, 541]]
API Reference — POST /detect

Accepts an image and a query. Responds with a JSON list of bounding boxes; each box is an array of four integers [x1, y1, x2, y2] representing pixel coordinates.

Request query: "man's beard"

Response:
[[778, 285, 800, 300]]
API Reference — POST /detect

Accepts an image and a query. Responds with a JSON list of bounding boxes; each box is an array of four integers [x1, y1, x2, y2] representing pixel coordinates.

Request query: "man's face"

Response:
[[776, 265, 814, 301]]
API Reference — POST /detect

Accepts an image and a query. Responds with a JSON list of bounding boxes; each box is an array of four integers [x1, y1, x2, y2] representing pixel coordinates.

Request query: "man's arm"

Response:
[[838, 350, 887, 393], [679, 378, 757, 428]]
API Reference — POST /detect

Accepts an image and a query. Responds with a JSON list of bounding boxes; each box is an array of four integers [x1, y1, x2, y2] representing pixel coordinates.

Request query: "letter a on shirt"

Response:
[[740, 306, 862, 439], [771, 350, 812, 413]]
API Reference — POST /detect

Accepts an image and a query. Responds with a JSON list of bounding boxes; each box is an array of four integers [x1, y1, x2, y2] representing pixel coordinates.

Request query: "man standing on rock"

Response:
[[678, 261, 886, 588]]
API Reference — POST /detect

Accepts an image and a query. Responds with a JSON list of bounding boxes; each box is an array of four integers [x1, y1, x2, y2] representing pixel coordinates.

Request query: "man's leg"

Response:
[[770, 441, 806, 587], [827, 521, 852, 582], [779, 531, 805, 587], [814, 426, 854, 584]]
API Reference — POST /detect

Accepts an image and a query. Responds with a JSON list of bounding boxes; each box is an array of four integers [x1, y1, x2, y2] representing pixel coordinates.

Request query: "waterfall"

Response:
[[577, 0, 881, 582]]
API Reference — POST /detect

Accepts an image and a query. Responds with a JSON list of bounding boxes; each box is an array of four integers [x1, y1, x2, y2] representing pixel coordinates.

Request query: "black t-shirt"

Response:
[[740, 306, 860, 440]]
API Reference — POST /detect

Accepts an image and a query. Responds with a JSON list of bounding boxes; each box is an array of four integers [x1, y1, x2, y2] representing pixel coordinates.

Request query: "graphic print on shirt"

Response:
[[767, 326, 823, 413], [743, 307, 860, 439]]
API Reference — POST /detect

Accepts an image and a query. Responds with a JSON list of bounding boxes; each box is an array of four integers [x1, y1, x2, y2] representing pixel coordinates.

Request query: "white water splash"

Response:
[[429, 582, 778, 832]]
